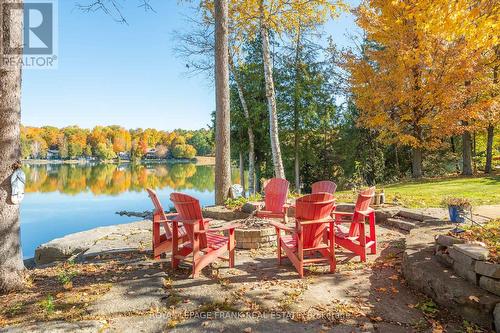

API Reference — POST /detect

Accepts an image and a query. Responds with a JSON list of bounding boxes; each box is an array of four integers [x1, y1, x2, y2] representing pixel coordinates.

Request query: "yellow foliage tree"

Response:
[[347, 0, 499, 177]]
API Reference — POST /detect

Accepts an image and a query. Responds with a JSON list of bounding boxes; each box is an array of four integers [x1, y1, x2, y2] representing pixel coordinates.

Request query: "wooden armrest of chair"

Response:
[[269, 220, 294, 231], [332, 211, 354, 216], [173, 219, 197, 225], [358, 209, 375, 217], [299, 217, 334, 225], [256, 210, 286, 217], [173, 218, 212, 225], [331, 211, 354, 223], [153, 213, 179, 223], [209, 223, 242, 232]]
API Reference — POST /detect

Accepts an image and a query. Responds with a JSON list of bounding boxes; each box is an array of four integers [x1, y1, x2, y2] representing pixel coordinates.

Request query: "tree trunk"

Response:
[[214, 0, 231, 205], [259, 2, 285, 179], [229, 60, 255, 195], [462, 131, 473, 176], [293, 25, 302, 193], [394, 145, 400, 176], [239, 150, 245, 197], [411, 148, 423, 178], [247, 133, 255, 195], [255, 162, 261, 193], [485, 124, 494, 174], [473, 132, 477, 173], [0, 0, 25, 292]]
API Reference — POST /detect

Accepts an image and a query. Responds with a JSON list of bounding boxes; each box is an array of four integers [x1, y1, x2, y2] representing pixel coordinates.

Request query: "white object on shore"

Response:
[[11, 168, 26, 204], [230, 184, 244, 199]]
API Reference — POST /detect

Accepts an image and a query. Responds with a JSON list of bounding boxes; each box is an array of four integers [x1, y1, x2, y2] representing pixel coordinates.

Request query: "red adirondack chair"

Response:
[[169, 192, 240, 278], [255, 178, 290, 223], [270, 193, 336, 278], [312, 181, 337, 195], [332, 187, 376, 262], [146, 188, 189, 260]]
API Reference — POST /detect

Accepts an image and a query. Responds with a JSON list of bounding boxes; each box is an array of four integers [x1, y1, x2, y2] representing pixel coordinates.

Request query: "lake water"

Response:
[[20, 162, 241, 258]]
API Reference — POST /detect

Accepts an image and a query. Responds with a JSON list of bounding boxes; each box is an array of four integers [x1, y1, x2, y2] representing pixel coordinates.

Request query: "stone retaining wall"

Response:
[[402, 223, 500, 331], [435, 235, 500, 297]]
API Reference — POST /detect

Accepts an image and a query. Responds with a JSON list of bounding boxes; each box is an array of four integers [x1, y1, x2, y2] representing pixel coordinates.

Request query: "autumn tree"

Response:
[[474, 44, 500, 174], [347, 0, 497, 178], [40, 126, 62, 148]]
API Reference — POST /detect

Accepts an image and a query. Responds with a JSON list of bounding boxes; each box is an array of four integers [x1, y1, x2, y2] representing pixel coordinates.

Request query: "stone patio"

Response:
[[9, 204, 499, 332], [4, 223, 472, 333]]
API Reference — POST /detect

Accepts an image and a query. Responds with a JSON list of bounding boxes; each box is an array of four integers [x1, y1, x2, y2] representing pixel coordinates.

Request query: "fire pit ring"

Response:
[[233, 217, 278, 249]]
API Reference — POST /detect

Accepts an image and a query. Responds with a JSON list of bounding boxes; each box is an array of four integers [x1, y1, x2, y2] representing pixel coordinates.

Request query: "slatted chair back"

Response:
[[349, 187, 376, 236], [311, 181, 337, 195], [295, 193, 336, 248], [264, 178, 289, 213], [170, 192, 208, 249], [147, 188, 172, 238]]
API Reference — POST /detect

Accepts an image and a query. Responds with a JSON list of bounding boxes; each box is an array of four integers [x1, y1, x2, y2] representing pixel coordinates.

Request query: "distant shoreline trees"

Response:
[[21, 125, 214, 161]]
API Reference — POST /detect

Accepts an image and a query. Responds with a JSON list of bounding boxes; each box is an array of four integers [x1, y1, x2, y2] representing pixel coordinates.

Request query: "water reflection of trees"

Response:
[[23, 163, 240, 196]]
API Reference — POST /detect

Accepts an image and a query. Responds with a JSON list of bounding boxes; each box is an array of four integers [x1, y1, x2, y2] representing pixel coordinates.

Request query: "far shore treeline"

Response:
[[20, 126, 215, 161]]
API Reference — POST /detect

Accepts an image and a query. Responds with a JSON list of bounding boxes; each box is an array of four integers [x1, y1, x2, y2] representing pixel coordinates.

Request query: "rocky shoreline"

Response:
[[33, 220, 152, 266]]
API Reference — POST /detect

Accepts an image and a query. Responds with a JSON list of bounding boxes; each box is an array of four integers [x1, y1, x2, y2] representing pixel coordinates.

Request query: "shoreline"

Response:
[[22, 155, 215, 166]]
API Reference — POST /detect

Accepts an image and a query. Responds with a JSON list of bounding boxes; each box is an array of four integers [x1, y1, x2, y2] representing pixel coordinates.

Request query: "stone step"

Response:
[[396, 209, 438, 222], [385, 217, 417, 231]]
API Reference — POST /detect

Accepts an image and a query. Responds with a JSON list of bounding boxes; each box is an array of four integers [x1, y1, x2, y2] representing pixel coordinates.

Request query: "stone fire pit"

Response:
[[234, 217, 278, 249]]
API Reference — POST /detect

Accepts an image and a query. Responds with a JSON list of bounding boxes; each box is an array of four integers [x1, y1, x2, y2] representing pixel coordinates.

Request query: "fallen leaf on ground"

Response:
[[468, 295, 480, 303]]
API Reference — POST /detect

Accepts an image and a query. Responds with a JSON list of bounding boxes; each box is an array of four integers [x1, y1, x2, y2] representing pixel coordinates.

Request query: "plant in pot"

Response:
[[441, 197, 472, 233]]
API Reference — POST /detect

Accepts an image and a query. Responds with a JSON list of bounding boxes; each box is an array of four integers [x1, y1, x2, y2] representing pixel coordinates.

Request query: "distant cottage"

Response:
[[47, 149, 59, 160], [118, 151, 130, 160], [144, 148, 157, 160]]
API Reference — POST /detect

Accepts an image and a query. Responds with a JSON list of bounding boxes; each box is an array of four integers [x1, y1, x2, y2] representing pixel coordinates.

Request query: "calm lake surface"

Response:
[[21, 162, 241, 258]]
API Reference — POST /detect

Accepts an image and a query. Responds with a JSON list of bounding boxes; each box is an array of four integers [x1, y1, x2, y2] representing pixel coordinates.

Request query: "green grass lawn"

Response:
[[335, 175, 500, 208]]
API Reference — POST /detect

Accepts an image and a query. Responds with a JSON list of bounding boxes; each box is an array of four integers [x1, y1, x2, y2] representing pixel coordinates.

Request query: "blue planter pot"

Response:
[[448, 205, 465, 223]]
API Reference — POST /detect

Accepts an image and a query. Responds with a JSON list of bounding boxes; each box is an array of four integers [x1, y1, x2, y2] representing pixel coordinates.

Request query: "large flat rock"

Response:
[[479, 276, 500, 297], [453, 243, 490, 261], [476, 261, 500, 279], [34, 220, 151, 265], [202, 205, 249, 221]]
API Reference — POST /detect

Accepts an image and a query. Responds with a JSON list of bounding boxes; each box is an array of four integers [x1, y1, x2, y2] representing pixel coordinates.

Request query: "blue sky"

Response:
[[21, 1, 360, 131]]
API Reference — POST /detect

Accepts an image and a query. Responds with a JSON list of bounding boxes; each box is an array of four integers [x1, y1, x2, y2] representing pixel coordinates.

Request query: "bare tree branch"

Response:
[[76, 0, 156, 24]]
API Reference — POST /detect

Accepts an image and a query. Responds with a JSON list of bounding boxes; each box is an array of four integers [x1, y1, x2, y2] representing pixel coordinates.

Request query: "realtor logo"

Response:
[[2, 0, 58, 69], [24, 2, 53, 54]]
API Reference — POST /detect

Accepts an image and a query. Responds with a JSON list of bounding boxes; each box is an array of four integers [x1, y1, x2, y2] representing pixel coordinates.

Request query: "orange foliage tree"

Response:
[[346, 0, 499, 177]]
